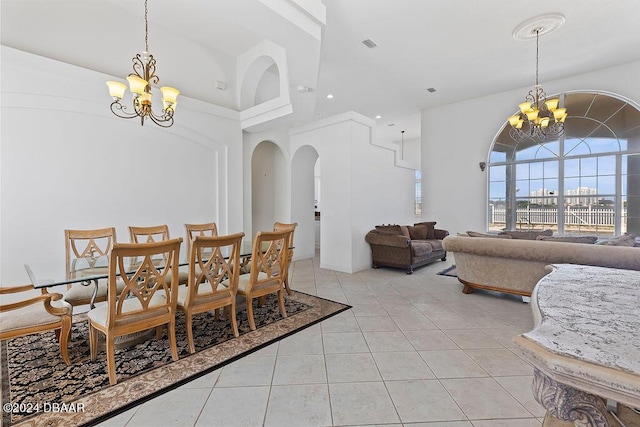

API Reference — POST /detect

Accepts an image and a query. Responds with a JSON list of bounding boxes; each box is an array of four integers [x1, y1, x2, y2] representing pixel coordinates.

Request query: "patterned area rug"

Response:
[[437, 264, 457, 277], [1, 291, 350, 427]]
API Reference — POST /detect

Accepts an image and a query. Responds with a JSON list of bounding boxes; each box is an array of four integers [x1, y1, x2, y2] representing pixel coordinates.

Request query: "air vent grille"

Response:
[[361, 39, 377, 49]]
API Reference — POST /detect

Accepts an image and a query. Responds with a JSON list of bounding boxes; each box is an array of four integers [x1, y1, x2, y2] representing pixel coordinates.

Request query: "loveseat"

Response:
[[442, 233, 640, 297], [365, 222, 449, 274]]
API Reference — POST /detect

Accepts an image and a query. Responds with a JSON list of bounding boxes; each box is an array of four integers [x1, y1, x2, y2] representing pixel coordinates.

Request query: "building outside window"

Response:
[[488, 91, 640, 236]]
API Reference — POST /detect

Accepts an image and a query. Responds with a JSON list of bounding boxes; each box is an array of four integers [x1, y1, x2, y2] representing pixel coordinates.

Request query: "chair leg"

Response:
[[277, 289, 287, 319], [106, 336, 117, 385], [59, 317, 72, 365], [186, 312, 195, 354], [283, 276, 292, 296], [168, 319, 178, 361], [155, 325, 163, 340], [89, 323, 98, 361], [246, 296, 256, 331], [214, 308, 220, 321], [230, 300, 239, 337]]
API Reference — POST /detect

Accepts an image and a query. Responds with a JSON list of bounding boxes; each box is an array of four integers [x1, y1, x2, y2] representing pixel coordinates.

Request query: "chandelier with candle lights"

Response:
[[106, 0, 179, 127], [507, 27, 567, 142]]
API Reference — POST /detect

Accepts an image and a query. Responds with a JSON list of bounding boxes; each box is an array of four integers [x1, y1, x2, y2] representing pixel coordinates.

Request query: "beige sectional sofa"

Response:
[[442, 234, 640, 297]]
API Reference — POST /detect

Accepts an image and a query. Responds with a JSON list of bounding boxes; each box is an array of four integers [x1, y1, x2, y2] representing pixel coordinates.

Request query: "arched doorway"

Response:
[[251, 140, 287, 234]]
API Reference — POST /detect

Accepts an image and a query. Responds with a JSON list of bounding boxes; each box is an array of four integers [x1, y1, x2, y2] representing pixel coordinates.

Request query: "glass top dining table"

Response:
[[25, 240, 260, 309]]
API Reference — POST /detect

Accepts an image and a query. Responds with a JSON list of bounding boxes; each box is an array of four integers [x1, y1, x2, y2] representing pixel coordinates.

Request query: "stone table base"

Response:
[[535, 369, 640, 427]]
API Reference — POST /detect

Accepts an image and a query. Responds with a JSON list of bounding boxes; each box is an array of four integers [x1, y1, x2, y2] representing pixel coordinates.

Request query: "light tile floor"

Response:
[[99, 256, 545, 427]]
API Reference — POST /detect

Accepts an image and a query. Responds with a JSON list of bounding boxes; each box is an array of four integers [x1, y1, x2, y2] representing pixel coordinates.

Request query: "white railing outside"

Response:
[[489, 205, 624, 229]]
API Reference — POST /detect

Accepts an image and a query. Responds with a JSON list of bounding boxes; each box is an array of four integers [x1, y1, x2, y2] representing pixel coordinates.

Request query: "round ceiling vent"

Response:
[[513, 14, 565, 41]]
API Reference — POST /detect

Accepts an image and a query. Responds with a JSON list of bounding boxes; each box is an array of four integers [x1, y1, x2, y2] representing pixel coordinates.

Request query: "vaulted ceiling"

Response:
[[2, 0, 639, 142]]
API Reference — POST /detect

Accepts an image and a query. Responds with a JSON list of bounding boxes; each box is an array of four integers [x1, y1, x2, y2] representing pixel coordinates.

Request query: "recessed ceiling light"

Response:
[[376, 115, 382, 119], [326, 94, 334, 99]]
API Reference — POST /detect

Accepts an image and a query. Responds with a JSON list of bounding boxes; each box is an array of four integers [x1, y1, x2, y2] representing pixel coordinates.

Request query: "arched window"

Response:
[[488, 91, 640, 237]]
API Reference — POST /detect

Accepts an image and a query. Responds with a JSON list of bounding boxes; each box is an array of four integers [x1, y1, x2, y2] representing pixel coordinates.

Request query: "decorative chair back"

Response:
[[128, 224, 170, 243], [106, 239, 181, 327], [187, 232, 243, 304], [246, 230, 290, 293], [273, 222, 297, 294], [185, 222, 218, 260], [65, 227, 117, 281]]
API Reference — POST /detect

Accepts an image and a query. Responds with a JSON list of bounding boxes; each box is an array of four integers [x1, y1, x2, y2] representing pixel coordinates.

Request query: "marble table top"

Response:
[[514, 263, 640, 408]]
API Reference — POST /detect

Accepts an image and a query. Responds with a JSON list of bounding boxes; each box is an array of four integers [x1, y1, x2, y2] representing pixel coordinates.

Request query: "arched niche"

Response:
[[291, 145, 320, 260], [251, 140, 288, 234], [237, 40, 291, 115], [240, 56, 279, 110]]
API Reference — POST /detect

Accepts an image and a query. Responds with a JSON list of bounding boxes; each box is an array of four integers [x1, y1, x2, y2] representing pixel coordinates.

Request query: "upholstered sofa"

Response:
[[365, 222, 449, 274], [442, 233, 640, 297]]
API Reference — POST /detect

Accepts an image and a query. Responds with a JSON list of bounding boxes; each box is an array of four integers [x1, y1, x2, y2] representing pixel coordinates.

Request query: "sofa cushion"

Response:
[[424, 239, 444, 251], [408, 226, 429, 240], [411, 241, 433, 257], [400, 226, 410, 238], [375, 224, 402, 235], [598, 234, 637, 247], [413, 222, 436, 239], [498, 229, 553, 240], [467, 231, 512, 239], [537, 235, 598, 244]]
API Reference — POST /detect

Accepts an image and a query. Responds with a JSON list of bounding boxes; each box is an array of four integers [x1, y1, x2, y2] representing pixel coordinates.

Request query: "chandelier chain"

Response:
[[535, 28, 539, 87], [144, 0, 149, 53]]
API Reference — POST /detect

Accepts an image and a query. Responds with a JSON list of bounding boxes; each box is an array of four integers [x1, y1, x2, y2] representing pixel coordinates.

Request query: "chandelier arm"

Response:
[[146, 109, 175, 128], [110, 101, 142, 119]]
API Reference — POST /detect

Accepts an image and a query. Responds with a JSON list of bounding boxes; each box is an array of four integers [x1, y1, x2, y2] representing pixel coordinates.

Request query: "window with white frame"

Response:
[[488, 91, 640, 236]]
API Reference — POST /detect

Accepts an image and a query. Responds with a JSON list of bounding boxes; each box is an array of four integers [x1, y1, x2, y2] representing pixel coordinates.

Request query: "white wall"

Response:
[[0, 47, 244, 286], [291, 112, 418, 273], [421, 60, 640, 236]]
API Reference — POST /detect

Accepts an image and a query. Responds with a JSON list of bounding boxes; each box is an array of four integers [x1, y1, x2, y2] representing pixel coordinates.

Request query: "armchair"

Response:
[[0, 285, 72, 365]]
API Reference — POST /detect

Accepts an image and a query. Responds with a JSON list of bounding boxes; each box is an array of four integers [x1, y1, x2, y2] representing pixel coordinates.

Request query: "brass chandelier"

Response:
[[507, 28, 567, 142], [106, 0, 179, 127]]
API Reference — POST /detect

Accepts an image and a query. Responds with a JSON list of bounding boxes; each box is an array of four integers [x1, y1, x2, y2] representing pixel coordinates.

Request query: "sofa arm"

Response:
[[434, 229, 449, 240], [365, 231, 410, 248]]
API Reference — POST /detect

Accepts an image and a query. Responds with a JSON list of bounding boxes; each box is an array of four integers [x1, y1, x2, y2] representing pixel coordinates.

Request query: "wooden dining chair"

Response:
[[129, 224, 188, 285], [0, 285, 72, 365], [87, 238, 182, 385], [237, 230, 290, 331], [177, 232, 244, 353], [184, 222, 218, 260], [63, 227, 122, 307], [273, 222, 297, 295]]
